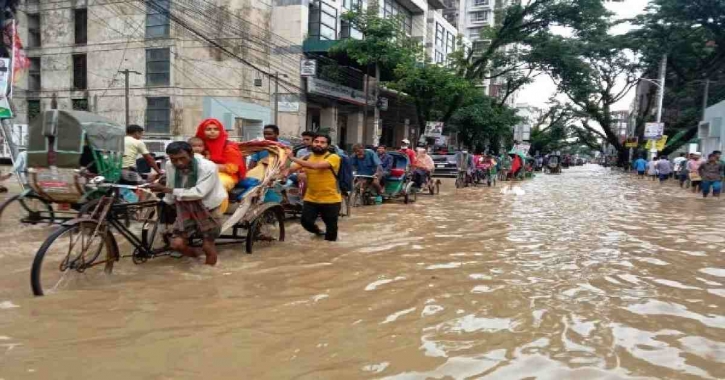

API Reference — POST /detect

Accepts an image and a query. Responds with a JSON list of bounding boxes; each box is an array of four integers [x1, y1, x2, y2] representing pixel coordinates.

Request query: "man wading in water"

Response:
[[149, 142, 227, 265]]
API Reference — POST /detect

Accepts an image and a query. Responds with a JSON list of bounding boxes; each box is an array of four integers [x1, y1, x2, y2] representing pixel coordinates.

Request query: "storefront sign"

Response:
[[307, 77, 375, 106], [624, 136, 639, 148], [644, 122, 664, 140], [513, 143, 530, 155], [300, 59, 317, 77], [424, 121, 444, 137]]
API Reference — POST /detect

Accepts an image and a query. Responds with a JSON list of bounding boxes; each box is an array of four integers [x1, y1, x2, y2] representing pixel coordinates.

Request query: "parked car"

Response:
[[431, 153, 457, 177]]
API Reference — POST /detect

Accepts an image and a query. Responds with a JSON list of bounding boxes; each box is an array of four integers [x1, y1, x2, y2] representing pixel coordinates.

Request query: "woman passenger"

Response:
[[195, 118, 246, 192]]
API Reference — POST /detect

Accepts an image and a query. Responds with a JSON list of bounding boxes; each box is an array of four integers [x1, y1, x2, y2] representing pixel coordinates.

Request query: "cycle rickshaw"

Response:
[[0, 110, 125, 225], [30, 140, 289, 296]]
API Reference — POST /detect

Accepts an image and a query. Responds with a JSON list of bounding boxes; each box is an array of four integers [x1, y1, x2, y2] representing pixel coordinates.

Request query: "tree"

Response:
[[527, 101, 576, 155], [531, 27, 639, 166], [628, 0, 725, 155], [448, 93, 521, 153]]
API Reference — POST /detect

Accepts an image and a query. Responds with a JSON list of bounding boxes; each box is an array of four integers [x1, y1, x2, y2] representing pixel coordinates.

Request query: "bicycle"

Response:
[[30, 179, 285, 296]]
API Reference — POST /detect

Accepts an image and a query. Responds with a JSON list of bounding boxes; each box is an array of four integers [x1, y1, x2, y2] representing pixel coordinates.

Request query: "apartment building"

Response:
[[274, 0, 462, 147], [15, 0, 305, 142]]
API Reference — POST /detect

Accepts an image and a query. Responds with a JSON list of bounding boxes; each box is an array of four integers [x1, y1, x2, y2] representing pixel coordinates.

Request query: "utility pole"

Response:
[[702, 78, 710, 121], [272, 72, 288, 126], [651, 54, 666, 160], [118, 69, 141, 127]]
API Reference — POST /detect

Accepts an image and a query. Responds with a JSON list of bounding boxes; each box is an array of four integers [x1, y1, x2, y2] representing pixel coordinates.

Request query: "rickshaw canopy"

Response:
[[27, 110, 125, 168]]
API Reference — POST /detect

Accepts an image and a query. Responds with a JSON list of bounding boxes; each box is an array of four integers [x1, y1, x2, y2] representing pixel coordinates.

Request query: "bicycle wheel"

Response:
[[245, 206, 285, 254], [0, 193, 55, 226], [30, 220, 118, 296]]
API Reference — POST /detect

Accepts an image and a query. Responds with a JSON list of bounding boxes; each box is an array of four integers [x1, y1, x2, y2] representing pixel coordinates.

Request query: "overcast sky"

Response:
[[516, 0, 651, 111]]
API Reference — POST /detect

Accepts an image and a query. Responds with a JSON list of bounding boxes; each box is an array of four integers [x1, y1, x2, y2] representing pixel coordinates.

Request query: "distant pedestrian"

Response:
[[688, 152, 705, 193], [656, 156, 672, 183], [678, 153, 691, 188], [647, 158, 657, 181], [699, 153, 723, 198], [634, 155, 647, 178]]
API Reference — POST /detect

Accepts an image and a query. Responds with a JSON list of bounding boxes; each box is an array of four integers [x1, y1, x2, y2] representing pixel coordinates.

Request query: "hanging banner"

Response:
[[645, 135, 668, 151], [300, 59, 317, 77], [0, 58, 12, 119]]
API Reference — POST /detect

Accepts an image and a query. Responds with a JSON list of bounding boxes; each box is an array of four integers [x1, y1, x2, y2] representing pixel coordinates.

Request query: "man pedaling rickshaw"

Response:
[[351, 144, 383, 194], [412, 148, 434, 188]]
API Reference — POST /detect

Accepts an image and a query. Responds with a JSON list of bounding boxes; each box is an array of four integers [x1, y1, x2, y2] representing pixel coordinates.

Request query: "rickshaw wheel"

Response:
[[0, 193, 55, 226], [31, 220, 118, 296], [245, 206, 285, 254]]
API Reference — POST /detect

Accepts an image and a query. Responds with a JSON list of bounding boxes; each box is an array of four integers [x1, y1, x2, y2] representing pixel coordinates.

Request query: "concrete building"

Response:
[[277, 0, 461, 148], [698, 100, 725, 155], [611, 110, 629, 142], [15, 0, 306, 144], [513, 103, 541, 142]]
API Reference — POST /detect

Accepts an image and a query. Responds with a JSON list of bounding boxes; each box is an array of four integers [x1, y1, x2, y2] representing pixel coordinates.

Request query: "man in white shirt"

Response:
[[149, 141, 227, 265], [123, 125, 162, 183]]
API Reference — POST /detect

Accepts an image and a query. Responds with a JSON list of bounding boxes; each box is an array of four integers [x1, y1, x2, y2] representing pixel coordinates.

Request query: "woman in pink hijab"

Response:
[[412, 148, 434, 188]]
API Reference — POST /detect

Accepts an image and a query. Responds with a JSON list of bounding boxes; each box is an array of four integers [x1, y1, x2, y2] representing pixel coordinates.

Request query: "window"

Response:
[[342, 0, 362, 10], [469, 27, 483, 39], [27, 13, 41, 47], [146, 0, 170, 38], [435, 22, 445, 48], [27, 100, 41, 122], [340, 20, 363, 40], [72, 99, 89, 111], [72, 54, 87, 90], [29, 57, 41, 91], [446, 32, 455, 54], [309, 1, 337, 41], [474, 0, 490, 6], [381, 0, 412, 35], [74, 8, 87, 44], [146, 48, 170, 86], [471, 11, 490, 22], [146, 97, 171, 134], [472, 40, 489, 52], [435, 51, 444, 64]]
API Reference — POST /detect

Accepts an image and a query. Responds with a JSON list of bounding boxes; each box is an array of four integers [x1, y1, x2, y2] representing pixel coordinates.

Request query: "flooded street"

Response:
[[1, 165, 725, 379]]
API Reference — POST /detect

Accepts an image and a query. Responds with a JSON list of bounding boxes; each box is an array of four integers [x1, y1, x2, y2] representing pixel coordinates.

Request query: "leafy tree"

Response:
[[448, 93, 521, 153], [531, 26, 639, 166], [628, 0, 725, 155], [527, 102, 575, 155]]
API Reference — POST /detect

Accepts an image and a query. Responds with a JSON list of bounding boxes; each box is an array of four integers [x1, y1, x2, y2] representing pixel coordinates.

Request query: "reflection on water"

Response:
[[1, 165, 725, 379]]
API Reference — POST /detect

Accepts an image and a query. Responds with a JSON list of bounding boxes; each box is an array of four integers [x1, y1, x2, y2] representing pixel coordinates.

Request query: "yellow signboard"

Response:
[[624, 137, 639, 148], [645, 135, 668, 151]]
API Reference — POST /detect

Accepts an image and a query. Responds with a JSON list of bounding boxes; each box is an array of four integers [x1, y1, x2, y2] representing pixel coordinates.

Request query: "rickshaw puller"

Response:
[[148, 142, 227, 266]]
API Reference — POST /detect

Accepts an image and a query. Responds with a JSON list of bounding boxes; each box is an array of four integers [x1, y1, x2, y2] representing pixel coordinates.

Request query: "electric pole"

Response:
[[272, 72, 288, 126], [650, 54, 666, 160], [118, 69, 141, 127]]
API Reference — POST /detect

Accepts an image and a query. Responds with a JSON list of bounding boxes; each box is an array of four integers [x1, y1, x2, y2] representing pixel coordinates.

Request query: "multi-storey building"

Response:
[[13, 0, 463, 149], [15, 0, 305, 145]]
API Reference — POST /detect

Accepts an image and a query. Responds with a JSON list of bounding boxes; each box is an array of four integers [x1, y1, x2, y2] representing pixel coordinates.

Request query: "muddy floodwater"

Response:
[[1, 165, 725, 379]]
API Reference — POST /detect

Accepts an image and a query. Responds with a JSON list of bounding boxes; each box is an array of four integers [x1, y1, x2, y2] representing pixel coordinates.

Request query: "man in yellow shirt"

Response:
[[289, 134, 342, 241], [123, 125, 162, 183]]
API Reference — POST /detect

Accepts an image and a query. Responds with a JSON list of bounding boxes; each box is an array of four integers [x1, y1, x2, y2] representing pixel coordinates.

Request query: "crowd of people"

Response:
[[631, 151, 725, 198], [119, 121, 438, 264]]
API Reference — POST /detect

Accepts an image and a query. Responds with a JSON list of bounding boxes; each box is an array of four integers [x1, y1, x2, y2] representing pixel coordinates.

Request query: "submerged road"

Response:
[[1, 165, 724, 379]]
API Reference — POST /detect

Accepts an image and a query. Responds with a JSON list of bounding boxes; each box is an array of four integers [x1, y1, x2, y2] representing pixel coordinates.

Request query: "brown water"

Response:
[[1, 165, 725, 379]]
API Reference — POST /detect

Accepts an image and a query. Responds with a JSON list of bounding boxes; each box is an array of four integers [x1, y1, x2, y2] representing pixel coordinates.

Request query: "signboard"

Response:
[[645, 135, 668, 151], [513, 143, 530, 155], [625, 136, 639, 148], [277, 94, 300, 113], [300, 59, 317, 77], [644, 122, 664, 140], [307, 77, 375, 106], [424, 121, 444, 138], [0, 58, 12, 119]]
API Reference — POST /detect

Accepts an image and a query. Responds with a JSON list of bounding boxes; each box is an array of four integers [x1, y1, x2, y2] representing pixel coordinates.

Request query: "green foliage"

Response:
[[448, 93, 521, 153], [528, 103, 575, 155], [628, 0, 725, 154]]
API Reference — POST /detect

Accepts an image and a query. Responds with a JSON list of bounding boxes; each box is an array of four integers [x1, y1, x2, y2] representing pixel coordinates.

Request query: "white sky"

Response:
[[516, 0, 651, 111]]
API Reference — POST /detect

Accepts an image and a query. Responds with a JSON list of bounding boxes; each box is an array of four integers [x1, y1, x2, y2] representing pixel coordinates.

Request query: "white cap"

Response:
[[401, 139, 410, 145], [694, 152, 702, 156]]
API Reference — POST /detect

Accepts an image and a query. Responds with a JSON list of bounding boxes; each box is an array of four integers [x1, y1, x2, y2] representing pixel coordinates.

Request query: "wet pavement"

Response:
[[1, 165, 724, 379]]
